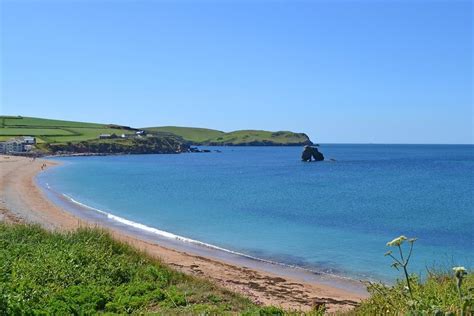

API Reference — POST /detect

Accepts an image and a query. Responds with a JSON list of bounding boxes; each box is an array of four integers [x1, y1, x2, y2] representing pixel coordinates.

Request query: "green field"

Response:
[[0, 128, 76, 136], [145, 126, 313, 146], [1, 116, 103, 128], [0, 116, 136, 144]]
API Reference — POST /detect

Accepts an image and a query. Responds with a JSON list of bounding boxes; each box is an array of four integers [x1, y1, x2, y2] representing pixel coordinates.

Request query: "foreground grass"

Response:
[[352, 236, 473, 315], [1, 223, 471, 315], [352, 273, 474, 315], [0, 223, 281, 314]]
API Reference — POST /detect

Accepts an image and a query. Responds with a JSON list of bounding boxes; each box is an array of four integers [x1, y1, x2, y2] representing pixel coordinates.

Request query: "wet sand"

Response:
[[0, 155, 367, 312]]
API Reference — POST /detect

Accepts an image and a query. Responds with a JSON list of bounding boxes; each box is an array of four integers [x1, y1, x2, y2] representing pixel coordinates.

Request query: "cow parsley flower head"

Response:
[[386, 235, 407, 247], [453, 266, 467, 278]]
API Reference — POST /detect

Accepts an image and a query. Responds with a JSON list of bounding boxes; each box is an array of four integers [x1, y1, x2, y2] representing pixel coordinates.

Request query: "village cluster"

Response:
[[0, 130, 149, 155], [98, 129, 146, 139], [0, 136, 36, 154]]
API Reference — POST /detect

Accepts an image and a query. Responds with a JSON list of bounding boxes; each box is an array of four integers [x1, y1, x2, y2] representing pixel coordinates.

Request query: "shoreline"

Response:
[[0, 155, 367, 312], [39, 179, 368, 294]]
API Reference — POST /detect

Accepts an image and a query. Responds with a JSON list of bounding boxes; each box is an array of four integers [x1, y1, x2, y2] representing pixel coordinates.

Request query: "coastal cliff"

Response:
[[44, 135, 189, 155]]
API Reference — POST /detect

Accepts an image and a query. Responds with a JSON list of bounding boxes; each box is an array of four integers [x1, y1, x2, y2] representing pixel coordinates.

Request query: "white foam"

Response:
[[62, 193, 283, 265], [60, 193, 361, 284]]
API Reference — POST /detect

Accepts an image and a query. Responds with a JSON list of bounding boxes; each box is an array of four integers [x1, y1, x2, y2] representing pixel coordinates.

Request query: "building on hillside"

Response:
[[24, 144, 34, 151], [0, 140, 24, 154], [99, 134, 111, 139], [0, 136, 36, 154], [22, 136, 36, 144]]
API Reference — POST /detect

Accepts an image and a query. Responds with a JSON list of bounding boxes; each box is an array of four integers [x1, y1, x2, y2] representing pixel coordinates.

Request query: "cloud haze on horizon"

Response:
[[1, 0, 472, 144]]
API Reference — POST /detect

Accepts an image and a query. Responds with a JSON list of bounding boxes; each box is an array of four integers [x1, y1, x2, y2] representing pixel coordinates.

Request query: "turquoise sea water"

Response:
[[40, 145, 474, 282]]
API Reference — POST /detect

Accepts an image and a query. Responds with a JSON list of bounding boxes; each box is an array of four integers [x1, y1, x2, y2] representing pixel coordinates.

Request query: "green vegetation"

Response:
[[0, 115, 103, 128], [146, 126, 225, 143], [354, 272, 473, 315], [46, 134, 188, 155], [0, 223, 283, 315], [0, 128, 76, 137], [145, 126, 313, 146], [0, 116, 190, 155], [0, 116, 137, 145], [352, 235, 473, 315], [1, 116, 313, 154], [0, 224, 471, 315]]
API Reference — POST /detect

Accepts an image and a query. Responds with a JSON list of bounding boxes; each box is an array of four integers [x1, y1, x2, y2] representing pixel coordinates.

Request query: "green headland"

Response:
[[145, 126, 313, 146]]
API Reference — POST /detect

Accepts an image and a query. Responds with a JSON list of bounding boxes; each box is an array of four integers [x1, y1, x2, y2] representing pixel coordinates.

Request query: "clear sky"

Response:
[[1, 0, 472, 144]]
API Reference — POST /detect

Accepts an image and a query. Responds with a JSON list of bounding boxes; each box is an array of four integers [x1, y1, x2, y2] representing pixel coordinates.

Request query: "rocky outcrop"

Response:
[[301, 145, 324, 162]]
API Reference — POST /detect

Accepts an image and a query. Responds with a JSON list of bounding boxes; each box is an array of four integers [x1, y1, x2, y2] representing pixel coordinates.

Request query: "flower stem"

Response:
[[402, 264, 413, 299], [398, 245, 413, 299]]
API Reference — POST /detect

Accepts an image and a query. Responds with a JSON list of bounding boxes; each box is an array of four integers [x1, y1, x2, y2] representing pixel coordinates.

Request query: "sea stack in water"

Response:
[[301, 145, 324, 162]]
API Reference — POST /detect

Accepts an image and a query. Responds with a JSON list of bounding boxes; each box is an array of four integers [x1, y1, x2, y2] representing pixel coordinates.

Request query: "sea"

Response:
[[38, 144, 474, 284]]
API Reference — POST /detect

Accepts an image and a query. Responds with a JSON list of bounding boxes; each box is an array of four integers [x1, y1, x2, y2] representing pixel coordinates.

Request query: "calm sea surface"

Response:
[[40, 145, 474, 281]]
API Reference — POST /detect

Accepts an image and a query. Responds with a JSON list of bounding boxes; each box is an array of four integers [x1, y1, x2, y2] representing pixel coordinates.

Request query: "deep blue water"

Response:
[[40, 145, 474, 281]]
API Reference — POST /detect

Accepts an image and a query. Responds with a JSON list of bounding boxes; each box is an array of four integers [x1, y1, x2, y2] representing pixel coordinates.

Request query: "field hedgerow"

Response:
[[0, 223, 282, 314]]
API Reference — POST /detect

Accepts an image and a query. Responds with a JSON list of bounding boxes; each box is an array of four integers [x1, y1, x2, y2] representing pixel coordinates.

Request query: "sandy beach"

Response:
[[0, 155, 367, 312]]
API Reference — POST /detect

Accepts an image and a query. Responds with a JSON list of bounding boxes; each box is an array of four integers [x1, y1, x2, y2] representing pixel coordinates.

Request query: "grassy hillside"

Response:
[[0, 116, 137, 144], [145, 126, 313, 146], [0, 223, 280, 315], [147, 126, 225, 143], [1, 116, 313, 147], [0, 116, 192, 155]]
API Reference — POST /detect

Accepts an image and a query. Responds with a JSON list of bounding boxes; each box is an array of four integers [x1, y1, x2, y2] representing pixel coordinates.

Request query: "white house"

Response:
[[0, 136, 36, 154], [22, 136, 36, 144]]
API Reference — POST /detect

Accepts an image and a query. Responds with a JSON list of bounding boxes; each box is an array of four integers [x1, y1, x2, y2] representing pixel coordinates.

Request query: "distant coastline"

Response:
[[0, 116, 312, 156]]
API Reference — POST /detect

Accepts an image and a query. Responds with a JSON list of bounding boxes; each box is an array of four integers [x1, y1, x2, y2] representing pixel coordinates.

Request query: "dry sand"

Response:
[[0, 155, 367, 312]]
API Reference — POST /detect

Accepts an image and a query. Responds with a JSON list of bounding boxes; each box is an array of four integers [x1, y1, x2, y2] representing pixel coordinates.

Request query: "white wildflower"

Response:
[[386, 235, 407, 247], [453, 266, 467, 278]]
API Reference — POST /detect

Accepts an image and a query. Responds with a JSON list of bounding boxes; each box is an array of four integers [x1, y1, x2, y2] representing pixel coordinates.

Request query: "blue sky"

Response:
[[1, 0, 472, 144]]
